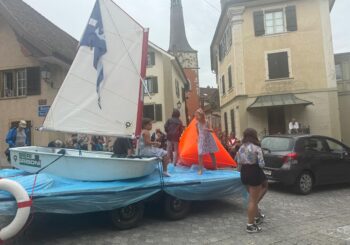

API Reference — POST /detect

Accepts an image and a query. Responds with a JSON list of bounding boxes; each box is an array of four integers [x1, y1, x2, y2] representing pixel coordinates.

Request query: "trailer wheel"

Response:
[[109, 202, 144, 230], [163, 195, 191, 220]]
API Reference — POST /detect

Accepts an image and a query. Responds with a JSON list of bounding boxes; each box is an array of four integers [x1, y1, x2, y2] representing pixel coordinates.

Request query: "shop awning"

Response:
[[248, 94, 313, 110]]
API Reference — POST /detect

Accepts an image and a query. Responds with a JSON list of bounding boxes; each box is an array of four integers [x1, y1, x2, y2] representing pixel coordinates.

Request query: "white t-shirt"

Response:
[[289, 121, 299, 130]]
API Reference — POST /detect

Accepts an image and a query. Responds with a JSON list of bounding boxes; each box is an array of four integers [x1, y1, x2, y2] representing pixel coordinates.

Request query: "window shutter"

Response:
[[253, 11, 265, 36], [224, 112, 228, 134], [230, 109, 235, 134], [222, 75, 226, 94], [155, 104, 162, 121], [228, 66, 233, 89], [27, 67, 41, 96], [143, 105, 154, 120], [152, 77, 158, 93], [150, 52, 155, 65], [268, 52, 289, 79], [286, 6, 297, 32]]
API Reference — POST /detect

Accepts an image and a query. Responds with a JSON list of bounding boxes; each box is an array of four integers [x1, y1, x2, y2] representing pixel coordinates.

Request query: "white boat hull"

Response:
[[9, 147, 159, 181]]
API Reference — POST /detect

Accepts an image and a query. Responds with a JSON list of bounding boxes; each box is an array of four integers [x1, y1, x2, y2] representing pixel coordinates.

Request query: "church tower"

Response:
[[169, 0, 200, 122]]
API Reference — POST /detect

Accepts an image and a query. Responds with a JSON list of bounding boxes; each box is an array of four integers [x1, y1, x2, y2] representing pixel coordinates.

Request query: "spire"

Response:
[[169, 0, 195, 52]]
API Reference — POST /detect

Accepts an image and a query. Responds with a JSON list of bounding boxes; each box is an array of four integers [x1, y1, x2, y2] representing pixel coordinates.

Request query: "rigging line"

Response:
[[104, 0, 152, 98], [202, 0, 220, 12]]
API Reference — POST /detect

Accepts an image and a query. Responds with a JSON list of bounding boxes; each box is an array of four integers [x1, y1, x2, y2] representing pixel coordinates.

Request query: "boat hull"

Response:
[[9, 147, 159, 181]]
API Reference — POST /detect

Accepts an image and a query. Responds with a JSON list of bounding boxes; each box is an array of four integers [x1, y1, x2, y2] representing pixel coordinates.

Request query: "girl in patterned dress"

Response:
[[195, 108, 219, 175]]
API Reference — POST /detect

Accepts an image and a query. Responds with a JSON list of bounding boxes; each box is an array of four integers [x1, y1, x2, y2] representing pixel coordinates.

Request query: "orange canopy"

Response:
[[178, 119, 237, 169]]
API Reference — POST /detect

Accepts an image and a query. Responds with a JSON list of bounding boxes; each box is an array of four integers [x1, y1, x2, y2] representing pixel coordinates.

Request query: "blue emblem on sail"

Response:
[[80, 0, 107, 109]]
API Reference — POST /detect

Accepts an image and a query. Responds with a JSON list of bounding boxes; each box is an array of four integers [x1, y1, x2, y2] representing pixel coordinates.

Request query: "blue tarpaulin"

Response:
[[0, 164, 246, 215]]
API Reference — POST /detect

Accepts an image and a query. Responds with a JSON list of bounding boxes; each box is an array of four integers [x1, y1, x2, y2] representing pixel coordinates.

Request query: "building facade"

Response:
[[211, 0, 340, 139], [144, 43, 188, 132], [335, 52, 350, 145], [169, 0, 200, 123], [0, 0, 77, 165], [200, 87, 221, 133]]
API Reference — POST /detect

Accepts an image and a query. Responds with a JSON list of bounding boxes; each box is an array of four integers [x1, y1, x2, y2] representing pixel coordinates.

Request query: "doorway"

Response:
[[268, 107, 286, 135]]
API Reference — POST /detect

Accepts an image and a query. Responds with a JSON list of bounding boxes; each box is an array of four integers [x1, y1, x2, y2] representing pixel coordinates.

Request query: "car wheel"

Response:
[[294, 171, 313, 195], [108, 202, 144, 230], [163, 194, 191, 220]]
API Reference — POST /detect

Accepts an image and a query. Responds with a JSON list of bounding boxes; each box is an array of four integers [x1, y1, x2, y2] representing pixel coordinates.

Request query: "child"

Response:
[[140, 118, 170, 177], [195, 108, 218, 175]]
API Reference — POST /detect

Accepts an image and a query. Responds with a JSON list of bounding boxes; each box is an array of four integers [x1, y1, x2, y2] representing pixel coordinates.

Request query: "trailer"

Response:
[[0, 164, 246, 239]]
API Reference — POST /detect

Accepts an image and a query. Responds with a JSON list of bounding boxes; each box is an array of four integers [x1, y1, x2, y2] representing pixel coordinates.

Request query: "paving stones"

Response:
[[1, 182, 350, 244]]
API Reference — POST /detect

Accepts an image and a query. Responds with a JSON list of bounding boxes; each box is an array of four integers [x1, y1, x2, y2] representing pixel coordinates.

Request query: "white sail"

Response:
[[43, 0, 147, 137]]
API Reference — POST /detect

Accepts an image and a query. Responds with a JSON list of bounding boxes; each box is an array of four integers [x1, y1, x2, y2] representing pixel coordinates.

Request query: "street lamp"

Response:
[[177, 101, 182, 109], [41, 65, 52, 87]]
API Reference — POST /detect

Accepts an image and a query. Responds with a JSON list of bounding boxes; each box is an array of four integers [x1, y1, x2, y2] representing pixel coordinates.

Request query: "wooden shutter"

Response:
[[150, 52, 155, 65], [286, 6, 297, 32], [268, 52, 289, 79], [228, 66, 233, 89], [224, 112, 228, 134], [27, 67, 41, 96], [253, 11, 265, 36], [152, 77, 158, 93], [230, 109, 235, 134], [222, 75, 226, 94], [155, 104, 162, 121]]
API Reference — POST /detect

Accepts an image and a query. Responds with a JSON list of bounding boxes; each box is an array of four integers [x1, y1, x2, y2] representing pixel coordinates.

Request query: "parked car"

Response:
[[261, 135, 350, 194]]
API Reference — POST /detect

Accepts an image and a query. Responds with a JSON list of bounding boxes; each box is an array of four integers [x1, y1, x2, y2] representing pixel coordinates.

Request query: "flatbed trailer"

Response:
[[0, 165, 246, 231]]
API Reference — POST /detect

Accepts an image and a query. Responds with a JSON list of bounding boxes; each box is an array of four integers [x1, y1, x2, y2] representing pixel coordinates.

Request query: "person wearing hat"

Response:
[[5, 120, 30, 161]]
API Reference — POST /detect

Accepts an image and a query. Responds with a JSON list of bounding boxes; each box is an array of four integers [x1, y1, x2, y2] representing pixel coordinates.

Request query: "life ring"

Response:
[[0, 179, 32, 242]]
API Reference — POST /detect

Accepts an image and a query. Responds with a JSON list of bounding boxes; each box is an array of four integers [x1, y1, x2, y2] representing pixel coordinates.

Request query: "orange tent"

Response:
[[178, 119, 237, 169]]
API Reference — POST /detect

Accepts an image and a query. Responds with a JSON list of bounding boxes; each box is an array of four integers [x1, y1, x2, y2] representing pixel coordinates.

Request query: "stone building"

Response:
[[144, 42, 189, 132], [169, 0, 200, 123], [335, 52, 350, 144], [0, 0, 77, 165], [211, 0, 340, 139]]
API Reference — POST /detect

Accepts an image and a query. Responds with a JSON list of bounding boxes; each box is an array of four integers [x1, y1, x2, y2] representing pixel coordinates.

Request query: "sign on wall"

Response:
[[38, 105, 50, 117]]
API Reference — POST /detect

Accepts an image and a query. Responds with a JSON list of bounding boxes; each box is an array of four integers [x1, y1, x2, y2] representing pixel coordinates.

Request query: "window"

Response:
[[228, 66, 233, 89], [147, 52, 155, 66], [221, 75, 226, 94], [335, 64, 343, 81], [1, 67, 40, 98], [265, 10, 285, 35], [144, 77, 158, 94], [230, 109, 235, 135], [325, 139, 345, 154], [224, 112, 228, 134], [219, 24, 232, 61], [143, 104, 162, 121], [175, 79, 180, 98], [253, 6, 297, 36], [262, 137, 294, 152], [267, 51, 290, 79], [303, 138, 326, 152]]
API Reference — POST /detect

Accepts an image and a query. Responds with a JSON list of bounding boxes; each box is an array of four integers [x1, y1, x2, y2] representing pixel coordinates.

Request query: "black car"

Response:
[[261, 135, 350, 194]]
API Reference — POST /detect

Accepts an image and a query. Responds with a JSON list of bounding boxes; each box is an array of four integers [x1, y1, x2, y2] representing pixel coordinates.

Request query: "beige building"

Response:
[[211, 0, 341, 139], [144, 43, 189, 132], [0, 0, 77, 165], [335, 52, 350, 145]]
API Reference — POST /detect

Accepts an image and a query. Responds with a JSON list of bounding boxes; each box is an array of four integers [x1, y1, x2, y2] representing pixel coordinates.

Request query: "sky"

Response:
[[23, 0, 350, 88]]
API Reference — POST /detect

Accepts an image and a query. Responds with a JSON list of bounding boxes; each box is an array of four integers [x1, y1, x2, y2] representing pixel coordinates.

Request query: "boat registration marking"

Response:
[[18, 152, 41, 168]]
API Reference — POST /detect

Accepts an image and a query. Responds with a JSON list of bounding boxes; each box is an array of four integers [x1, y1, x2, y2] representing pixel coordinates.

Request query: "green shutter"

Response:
[[152, 77, 158, 93], [155, 104, 162, 121], [27, 67, 41, 96], [286, 6, 297, 32], [151, 52, 155, 65], [253, 11, 265, 36]]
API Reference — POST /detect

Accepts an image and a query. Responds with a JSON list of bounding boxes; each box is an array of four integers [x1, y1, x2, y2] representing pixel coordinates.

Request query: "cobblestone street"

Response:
[[1, 182, 350, 245]]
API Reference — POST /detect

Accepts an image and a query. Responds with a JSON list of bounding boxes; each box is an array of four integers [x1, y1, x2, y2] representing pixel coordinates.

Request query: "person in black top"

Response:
[[112, 137, 133, 157]]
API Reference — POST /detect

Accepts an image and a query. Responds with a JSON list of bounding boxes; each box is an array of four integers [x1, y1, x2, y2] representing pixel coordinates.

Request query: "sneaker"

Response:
[[246, 224, 262, 233], [254, 216, 263, 225], [162, 171, 171, 177]]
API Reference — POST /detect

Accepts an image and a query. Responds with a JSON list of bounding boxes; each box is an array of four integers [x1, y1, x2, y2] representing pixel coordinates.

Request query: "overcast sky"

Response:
[[23, 0, 350, 88]]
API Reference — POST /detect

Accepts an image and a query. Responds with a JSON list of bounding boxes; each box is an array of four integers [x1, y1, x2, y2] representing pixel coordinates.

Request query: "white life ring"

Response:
[[0, 178, 31, 242]]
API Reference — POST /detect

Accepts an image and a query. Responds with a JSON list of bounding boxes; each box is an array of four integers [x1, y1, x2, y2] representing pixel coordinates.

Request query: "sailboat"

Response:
[[9, 0, 159, 181]]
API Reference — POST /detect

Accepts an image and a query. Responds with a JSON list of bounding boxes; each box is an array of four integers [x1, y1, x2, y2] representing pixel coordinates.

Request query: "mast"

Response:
[[135, 29, 149, 137]]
